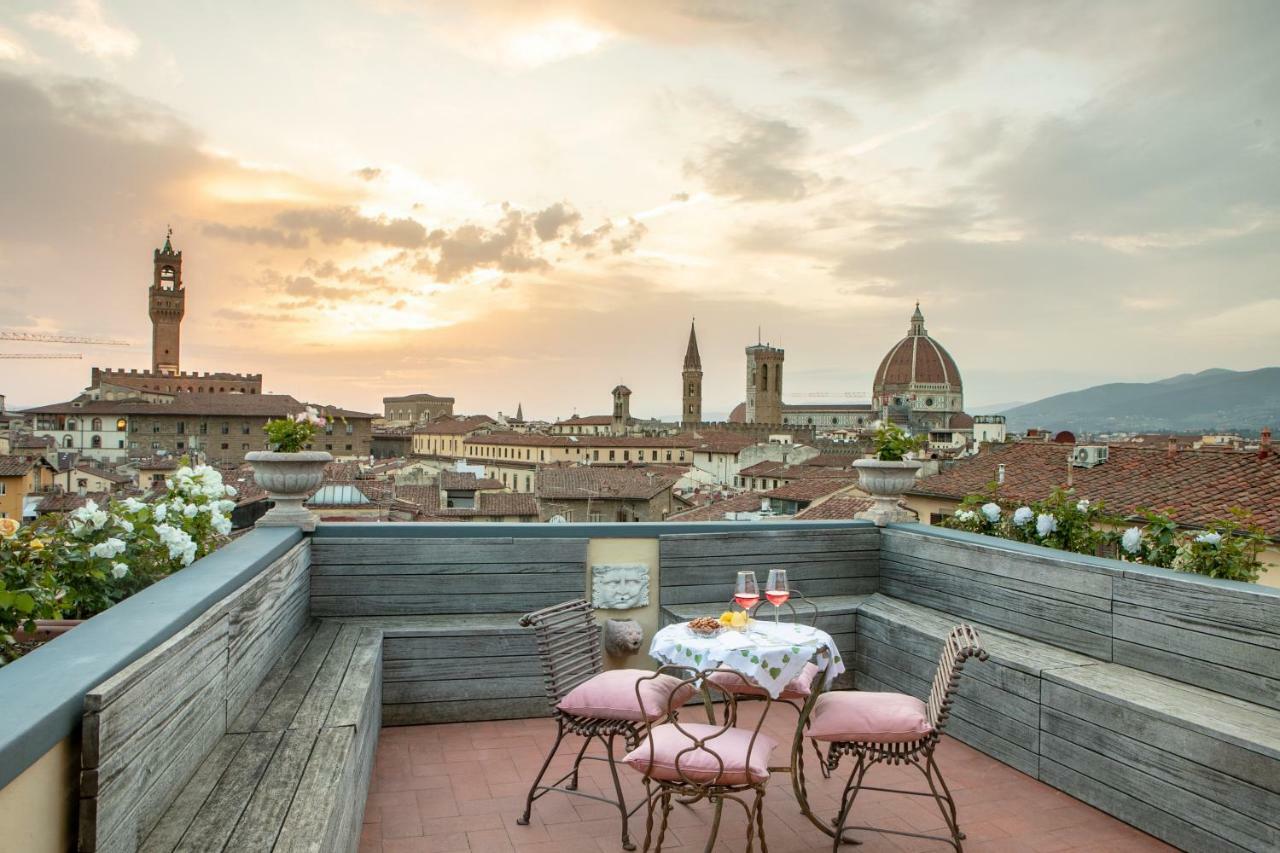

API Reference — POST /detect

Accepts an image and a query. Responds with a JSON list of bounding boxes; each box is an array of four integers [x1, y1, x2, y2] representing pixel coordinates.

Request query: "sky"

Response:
[[1, 1, 1277, 418]]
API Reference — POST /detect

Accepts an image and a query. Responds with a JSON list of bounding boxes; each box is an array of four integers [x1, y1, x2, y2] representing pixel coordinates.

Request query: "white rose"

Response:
[[111, 562, 129, 579], [1076, 499, 1090, 512], [955, 509, 977, 523], [152, 503, 167, 522], [211, 514, 232, 536], [1121, 527, 1143, 555], [117, 518, 134, 533], [217, 499, 236, 514], [90, 537, 127, 559], [980, 502, 1001, 523], [224, 485, 237, 497], [183, 504, 199, 518], [122, 497, 146, 514], [1195, 532, 1222, 546], [1013, 507, 1033, 526], [1035, 513, 1058, 538]]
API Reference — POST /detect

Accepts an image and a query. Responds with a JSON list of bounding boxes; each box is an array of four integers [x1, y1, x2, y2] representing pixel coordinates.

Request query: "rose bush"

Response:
[[1, 463, 236, 661], [939, 488, 1266, 583]]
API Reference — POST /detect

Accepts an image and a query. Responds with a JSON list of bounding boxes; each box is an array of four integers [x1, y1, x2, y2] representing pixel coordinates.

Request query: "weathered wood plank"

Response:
[[311, 560, 583, 576], [228, 622, 319, 734], [663, 575, 877, 606], [1112, 638, 1280, 713], [383, 654, 541, 683], [1114, 572, 1280, 635], [289, 623, 361, 732], [309, 537, 588, 566], [274, 726, 356, 853], [383, 632, 536, 660], [253, 621, 341, 732], [222, 728, 317, 852], [1039, 757, 1246, 853], [1114, 612, 1280, 678], [326, 629, 383, 729], [172, 730, 283, 852], [880, 549, 1110, 611], [323, 614, 527, 634], [382, 696, 549, 726], [1114, 598, 1280, 652], [659, 529, 878, 559], [383, 676, 545, 705], [1040, 735, 1264, 852], [1041, 705, 1280, 830], [137, 734, 246, 853], [880, 528, 1114, 597], [311, 591, 574, 617], [310, 572, 584, 597], [660, 552, 879, 576]]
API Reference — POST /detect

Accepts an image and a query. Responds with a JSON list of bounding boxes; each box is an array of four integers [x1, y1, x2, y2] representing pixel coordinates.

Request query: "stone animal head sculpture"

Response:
[[604, 619, 644, 658]]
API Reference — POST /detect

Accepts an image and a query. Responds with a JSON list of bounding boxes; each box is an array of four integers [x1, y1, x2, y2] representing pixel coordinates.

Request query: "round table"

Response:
[[649, 619, 846, 698]]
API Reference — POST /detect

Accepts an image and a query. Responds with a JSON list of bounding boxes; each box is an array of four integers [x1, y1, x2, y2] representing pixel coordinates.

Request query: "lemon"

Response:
[[718, 611, 734, 625]]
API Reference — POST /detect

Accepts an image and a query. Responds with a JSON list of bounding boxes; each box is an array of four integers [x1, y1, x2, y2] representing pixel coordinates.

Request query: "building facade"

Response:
[[383, 393, 456, 425], [0, 455, 57, 520]]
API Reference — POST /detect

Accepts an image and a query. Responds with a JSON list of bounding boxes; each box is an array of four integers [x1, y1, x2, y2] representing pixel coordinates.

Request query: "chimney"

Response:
[[1261, 427, 1273, 460], [1167, 436, 1177, 460], [997, 463, 1006, 486]]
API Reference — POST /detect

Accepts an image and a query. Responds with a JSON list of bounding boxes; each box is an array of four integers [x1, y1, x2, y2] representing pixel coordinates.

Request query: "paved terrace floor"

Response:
[[359, 708, 1174, 853]]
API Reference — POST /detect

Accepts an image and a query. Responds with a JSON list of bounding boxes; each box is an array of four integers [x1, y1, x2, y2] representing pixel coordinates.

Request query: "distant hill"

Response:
[[1000, 368, 1280, 434]]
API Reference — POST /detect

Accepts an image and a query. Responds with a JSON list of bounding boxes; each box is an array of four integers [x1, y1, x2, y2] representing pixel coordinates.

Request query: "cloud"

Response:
[[274, 206, 430, 248], [684, 114, 817, 202], [353, 166, 382, 182], [425, 204, 550, 282], [203, 222, 308, 249], [27, 0, 139, 60], [0, 26, 35, 63], [532, 202, 582, 240]]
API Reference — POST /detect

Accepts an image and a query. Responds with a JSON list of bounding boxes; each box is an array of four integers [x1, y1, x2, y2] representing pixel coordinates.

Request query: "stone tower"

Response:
[[149, 229, 185, 375], [611, 385, 632, 435], [745, 341, 784, 424], [681, 320, 703, 427]]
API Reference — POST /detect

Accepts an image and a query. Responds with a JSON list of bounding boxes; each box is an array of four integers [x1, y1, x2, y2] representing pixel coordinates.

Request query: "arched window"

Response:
[[116, 418, 127, 431], [66, 420, 77, 431], [760, 364, 769, 391], [91, 435, 102, 448], [63, 435, 74, 448], [91, 417, 103, 431]]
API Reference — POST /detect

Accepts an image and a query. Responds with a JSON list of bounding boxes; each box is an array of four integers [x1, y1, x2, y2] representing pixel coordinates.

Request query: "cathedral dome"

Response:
[[873, 304, 962, 401]]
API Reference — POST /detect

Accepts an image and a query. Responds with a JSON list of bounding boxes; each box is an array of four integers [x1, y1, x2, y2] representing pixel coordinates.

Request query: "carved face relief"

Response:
[[591, 563, 649, 610]]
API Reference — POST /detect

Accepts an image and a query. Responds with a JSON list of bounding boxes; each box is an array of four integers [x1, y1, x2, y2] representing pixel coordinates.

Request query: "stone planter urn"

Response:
[[853, 458, 922, 526], [245, 450, 331, 531]]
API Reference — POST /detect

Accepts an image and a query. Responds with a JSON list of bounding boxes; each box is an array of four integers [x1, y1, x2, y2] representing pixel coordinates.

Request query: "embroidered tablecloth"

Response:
[[649, 620, 845, 699]]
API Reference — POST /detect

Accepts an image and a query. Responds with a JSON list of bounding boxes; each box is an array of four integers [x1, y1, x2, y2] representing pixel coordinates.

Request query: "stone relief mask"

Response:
[[591, 563, 649, 610], [603, 619, 644, 657]]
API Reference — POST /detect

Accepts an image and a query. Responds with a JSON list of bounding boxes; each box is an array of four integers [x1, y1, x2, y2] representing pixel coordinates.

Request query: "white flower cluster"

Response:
[[1035, 513, 1058, 538], [155, 523, 198, 566], [1121, 527, 1144, 555], [1012, 506, 1034, 526], [980, 502, 1001, 523], [1195, 531, 1222, 546], [70, 500, 109, 536], [954, 509, 978, 523], [295, 405, 327, 426]]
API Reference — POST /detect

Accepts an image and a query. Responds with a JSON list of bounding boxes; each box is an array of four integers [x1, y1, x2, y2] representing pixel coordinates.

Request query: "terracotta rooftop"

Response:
[[739, 459, 862, 479], [764, 478, 860, 502], [911, 441, 1280, 535], [393, 485, 440, 513], [383, 393, 455, 403], [669, 491, 771, 521], [411, 415, 496, 435], [554, 415, 613, 426], [793, 494, 877, 519], [417, 491, 538, 520], [535, 467, 679, 500], [34, 490, 117, 514], [680, 430, 760, 454], [0, 455, 39, 477], [439, 470, 505, 491], [74, 464, 133, 484]]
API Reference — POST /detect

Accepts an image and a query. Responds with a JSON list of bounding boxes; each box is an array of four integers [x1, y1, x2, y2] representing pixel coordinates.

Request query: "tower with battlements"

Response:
[[149, 229, 184, 375], [745, 341, 784, 424]]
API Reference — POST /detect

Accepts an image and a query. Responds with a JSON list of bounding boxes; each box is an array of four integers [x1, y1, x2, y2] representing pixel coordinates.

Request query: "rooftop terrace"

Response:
[[1, 520, 1276, 852]]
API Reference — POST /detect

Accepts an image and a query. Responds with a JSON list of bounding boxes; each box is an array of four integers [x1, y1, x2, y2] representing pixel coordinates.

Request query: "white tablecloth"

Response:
[[649, 620, 845, 699]]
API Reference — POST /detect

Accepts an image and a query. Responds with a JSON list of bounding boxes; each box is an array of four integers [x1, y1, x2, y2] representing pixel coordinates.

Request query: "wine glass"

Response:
[[734, 571, 759, 614], [766, 569, 790, 624]]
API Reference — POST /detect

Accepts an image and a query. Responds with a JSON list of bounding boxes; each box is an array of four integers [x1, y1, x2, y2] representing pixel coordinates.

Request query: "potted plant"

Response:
[[853, 423, 926, 525], [245, 407, 332, 531]]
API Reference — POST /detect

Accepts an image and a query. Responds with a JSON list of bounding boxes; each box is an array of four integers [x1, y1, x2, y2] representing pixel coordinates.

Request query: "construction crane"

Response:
[[0, 353, 83, 359], [0, 329, 130, 359]]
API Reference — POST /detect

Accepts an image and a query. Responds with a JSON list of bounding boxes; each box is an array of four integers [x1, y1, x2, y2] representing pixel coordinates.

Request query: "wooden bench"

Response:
[[79, 544, 382, 853], [308, 536, 588, 725]]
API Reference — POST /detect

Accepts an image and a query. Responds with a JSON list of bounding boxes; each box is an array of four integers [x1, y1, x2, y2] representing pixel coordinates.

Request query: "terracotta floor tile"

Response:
[[371, 712, 1176, 852]]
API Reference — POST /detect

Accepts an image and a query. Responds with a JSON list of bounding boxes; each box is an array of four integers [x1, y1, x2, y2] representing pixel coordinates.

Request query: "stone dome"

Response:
[[873, 304, 962, 395]]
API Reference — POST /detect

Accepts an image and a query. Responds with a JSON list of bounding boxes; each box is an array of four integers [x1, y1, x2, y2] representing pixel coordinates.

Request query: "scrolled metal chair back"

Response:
[[925, 624, 986, 732], [635, 665, 774, 790], [520, 599, 603, 712], [746, 588, 819, 627]]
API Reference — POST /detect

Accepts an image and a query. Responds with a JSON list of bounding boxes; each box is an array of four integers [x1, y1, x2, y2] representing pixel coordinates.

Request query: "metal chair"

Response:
[[627, 665, 780, 853], [517, 599, 661, 851], [796, 624, 987, 852]]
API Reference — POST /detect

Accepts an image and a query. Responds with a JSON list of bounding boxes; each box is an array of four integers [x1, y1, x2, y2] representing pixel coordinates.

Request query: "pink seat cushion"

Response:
[[557, 670, 696, 722], [807, 691, 932, 743], [623, 723, 777, 786], [707, 662, 821, 700]]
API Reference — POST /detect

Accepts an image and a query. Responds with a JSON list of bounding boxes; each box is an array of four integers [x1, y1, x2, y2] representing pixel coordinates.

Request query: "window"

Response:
[[345, 423, 353, 435], [325, 443, 333, 450], [91, 417, 102, 430], [589, 512, 603, 523], [221, 423, 230, 435], [609, 450, 616, 461], [176, 441, 185, 450], [242, 423, 251, 435], [176, 421, 185, 434], [666, 451, 672, 461], [346, 444, 352, 451], [524, 475, 530, 491], [151, 442, 160, 450], [129, 441, 138, 449], [67, 420, 77, 431], [0, 483, 6, 495], [678, 451, 686, 461], [200, 422, 208, 434], [116, 418, 127, 431], [242, 443, 250, 450], [63, 435, 73, 448], [117, 440, 124, 448], [221, 443, 229, 450], [593, 450, 599, 461], [623, 451, 630, 461], [153, 423, 161, 433], [90, 435, 102, 449]]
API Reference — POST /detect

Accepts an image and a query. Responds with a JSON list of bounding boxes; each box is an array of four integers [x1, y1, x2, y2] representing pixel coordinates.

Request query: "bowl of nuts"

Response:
[[686, 616, 724, 637]]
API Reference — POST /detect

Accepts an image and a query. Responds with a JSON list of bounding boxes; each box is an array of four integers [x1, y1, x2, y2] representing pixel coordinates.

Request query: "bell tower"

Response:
[[681, 320, 703, 427], [150, 227, 184, 375], [611, 385, 632, 436], [745, 337, 784, 424]]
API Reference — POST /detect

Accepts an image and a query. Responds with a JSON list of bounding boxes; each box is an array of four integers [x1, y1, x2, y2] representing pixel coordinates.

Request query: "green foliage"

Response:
[[939, 489, 1267, 583], [264, 406, 344, 453], [872, 423, 926, 462], [0, 464, 236, 662]]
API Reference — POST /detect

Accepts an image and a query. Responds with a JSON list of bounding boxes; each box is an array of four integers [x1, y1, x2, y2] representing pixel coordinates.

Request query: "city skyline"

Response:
[[2, 1, 1278, 414]]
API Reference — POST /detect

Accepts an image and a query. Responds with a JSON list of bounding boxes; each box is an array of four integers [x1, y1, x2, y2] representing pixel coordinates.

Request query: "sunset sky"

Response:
[[2, 1, 1277, 418]]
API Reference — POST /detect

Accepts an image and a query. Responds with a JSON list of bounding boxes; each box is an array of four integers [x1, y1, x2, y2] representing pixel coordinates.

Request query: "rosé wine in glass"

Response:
[[734, 571, 759, 611], [766, 569, 789, 624]]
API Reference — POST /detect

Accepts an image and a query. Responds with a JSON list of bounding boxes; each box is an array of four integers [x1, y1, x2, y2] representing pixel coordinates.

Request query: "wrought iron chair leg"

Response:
[[641, 783, 658, 853], [791, 731, 861, 844], [832, 755, 872, 852], [518, 719, 566, 825], [567, 731, 593, 791], [706, 796, 725, 853], [921, 752, 963, 850], [756, 788, 769, 853], [654, 790, 673, 852], [927, 751, 964, 841], [603, 734, 636, 851]]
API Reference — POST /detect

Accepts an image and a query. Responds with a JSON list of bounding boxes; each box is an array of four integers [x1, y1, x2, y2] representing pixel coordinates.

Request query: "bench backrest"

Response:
[[79, 541, 310, 852], [658, 527, 879, 609], [880, 526, 1280, 711], [308, 536, 588, 617]]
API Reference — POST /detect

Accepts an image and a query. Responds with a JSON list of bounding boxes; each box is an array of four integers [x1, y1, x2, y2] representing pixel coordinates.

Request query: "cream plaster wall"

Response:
[[586, 538, 661, 672], [0, 737, 77, 853]]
